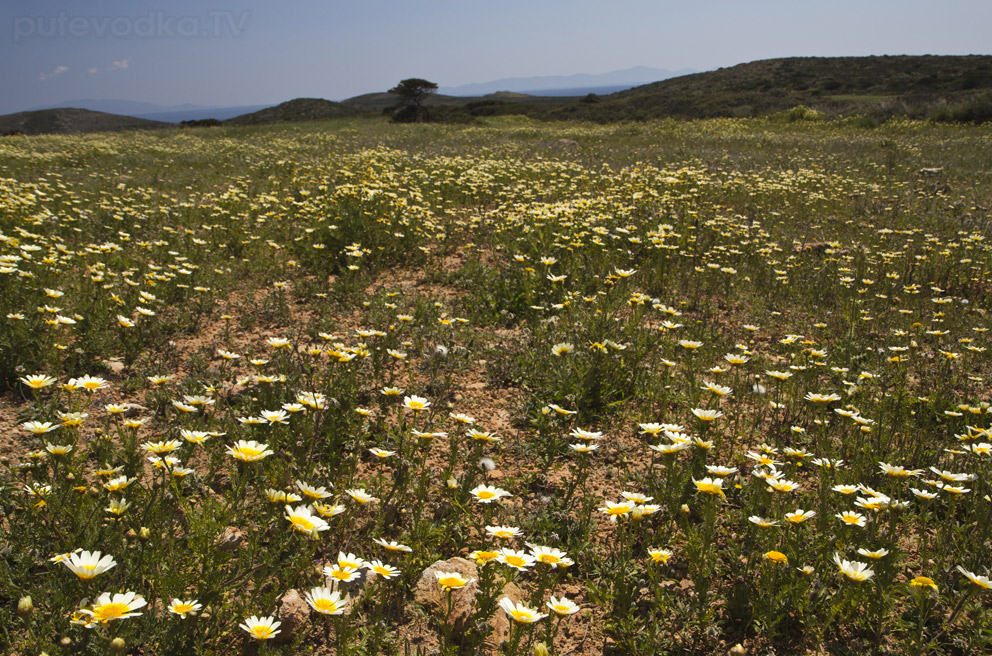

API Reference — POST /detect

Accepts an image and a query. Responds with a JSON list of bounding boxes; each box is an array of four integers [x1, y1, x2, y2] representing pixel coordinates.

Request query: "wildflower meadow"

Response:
[[1, 115, 991, 655]]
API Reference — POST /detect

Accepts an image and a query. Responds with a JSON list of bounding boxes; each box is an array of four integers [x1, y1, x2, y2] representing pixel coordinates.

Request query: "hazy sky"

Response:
[[2, 0, 991, 113]]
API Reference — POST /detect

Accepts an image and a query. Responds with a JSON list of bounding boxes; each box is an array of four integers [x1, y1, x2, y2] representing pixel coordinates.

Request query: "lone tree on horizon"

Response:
[[388, 78, 438, 123]]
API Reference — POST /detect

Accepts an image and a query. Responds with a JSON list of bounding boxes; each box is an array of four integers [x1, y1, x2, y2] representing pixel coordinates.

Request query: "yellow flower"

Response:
[[168, 599, 202, 618], [598, 500, 634, 521], [305, 587, 348, 615], [648, 548, 672, 564], [835, 511, 867, 527], [784, 509, 815, 524], [103, 475, 135, 492], [435, 571, 473, 590], [61, 550, 117, 580], [365, 560, 401, 579], [79, 591, 146, 624], [225, 440, 273, 462], [486, 525, 522, 539], [469, 550, 500, 565], [373, 538, 412, 552], [691, 408, 723, 422], [546, 595, 581, 616], [72, 375, 110, 391], [22, 421, 58, 434], [500, 597, 547, 623], [693, 477, 726, 498], [957, 566, 992, 590], [833, 553, 874, 582], [285, 505, 330, 537], [403, 395, 430, 411], [239, 615, 281, 640], [20, 374, 57, 389], [470, 485, 511, 503], [764, 551, 788, 564], [805, 392, 841, 403], [346, 488, 378, 504]]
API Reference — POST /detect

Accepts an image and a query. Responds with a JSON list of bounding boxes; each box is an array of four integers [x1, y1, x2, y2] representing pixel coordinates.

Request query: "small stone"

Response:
[[215, 526, 245, 553], [275, 589, 309, 643], [411, 558, 522, 648], [124, 404, 148, 418], [103, 359, 125, 375]]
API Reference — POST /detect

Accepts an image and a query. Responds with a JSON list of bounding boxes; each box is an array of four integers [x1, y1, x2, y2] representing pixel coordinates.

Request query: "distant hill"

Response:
[[137, 105, 271, 123], [0, 108, 171, 136], [26, 98, 196, 117], [224, 98, 359, 126], [341, 92, 467, 113], [560, 55, 992, 121], [340, 90, 549, 114], [23, 99, 274, 124], [617, 55, 992, 99], [415, 55, 992, 124], [438, 66, 694, 96]]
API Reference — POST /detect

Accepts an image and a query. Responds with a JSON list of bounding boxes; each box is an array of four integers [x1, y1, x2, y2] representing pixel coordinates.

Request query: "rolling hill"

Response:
[[427, 55, 992, 123], [0, 108, 171, 136], [223, 98, 359, 126], [549, 55, 992, 122]]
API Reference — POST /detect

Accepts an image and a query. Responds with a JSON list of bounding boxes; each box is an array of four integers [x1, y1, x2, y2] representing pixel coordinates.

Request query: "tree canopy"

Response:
[[388, 78, 438, 123]]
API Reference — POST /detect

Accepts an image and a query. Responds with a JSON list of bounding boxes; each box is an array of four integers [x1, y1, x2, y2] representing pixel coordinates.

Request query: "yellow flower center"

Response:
[[92, 602, 130, 621], [477, 491, 495, 500], [438, 576, 465, 588], [290, 517, 315, 532], [313, 599, 340, 614], [251, 626, 274, 639]]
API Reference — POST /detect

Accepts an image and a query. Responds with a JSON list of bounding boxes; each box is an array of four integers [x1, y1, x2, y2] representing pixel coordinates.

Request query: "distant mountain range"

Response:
[[437, 66, 695, 96]]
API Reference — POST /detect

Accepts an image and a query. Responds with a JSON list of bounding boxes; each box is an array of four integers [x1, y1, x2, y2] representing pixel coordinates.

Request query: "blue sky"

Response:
[[2, 0, 991, 113]]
